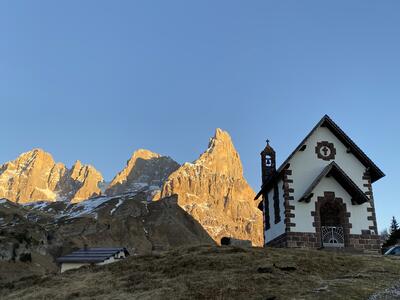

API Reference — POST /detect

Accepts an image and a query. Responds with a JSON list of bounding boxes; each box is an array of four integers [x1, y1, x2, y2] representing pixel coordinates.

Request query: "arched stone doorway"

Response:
[[320, 201, 345, 247], [313, 192, 351, 248]]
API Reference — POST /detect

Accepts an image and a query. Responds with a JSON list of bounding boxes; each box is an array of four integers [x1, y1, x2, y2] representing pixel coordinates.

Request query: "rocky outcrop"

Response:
[[0, 149, 64, 203], [60, 161, 103, 203], [53, 193, 214, 255], [0, 193, 214, 283], [106, 149, 180, 196], [157, 129, 263, 246], [0, 149, 103, 203], [0, 198, 60, 277]]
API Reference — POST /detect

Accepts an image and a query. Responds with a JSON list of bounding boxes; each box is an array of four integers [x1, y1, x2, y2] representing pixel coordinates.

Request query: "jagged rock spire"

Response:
[[158, 128, 263, 246]]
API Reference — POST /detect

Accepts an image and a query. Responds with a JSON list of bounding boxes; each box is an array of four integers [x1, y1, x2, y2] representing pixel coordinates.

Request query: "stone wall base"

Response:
[[266, 231, 381, 253]]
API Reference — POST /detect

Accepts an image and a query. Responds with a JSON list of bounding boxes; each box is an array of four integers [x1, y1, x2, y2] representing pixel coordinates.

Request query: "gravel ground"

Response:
[[369, 282, 400, 300]]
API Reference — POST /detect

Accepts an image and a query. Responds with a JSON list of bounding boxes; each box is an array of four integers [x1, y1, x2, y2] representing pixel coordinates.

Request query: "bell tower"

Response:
[[261, 139, 276, 185]]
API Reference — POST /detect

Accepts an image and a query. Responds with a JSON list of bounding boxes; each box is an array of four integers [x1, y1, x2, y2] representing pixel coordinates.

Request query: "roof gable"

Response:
[[278, 115, 384, 182], [255, 115, 384, 200], [298, 162, 369, 205]]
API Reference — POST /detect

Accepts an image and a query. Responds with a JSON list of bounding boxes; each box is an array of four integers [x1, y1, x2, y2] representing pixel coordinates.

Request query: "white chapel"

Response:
[[255, 115, 384, 252]]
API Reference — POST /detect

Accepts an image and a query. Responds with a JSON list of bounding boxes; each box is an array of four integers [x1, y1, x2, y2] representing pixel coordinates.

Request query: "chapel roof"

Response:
[[255, 115, 384, 200], [56, 247, 129, 264]]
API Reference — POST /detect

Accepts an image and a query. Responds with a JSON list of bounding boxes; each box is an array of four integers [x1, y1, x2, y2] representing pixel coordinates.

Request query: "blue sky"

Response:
[[0, 1, 399, 230]]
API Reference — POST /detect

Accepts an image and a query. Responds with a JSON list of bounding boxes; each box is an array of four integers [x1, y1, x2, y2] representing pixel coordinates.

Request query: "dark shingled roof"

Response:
[[56, 247, 129, 264], [255, 115, 385, 200], [298, 161, 369, 205]]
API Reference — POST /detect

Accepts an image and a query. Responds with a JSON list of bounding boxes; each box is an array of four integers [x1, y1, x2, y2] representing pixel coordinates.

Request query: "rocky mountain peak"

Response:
[[69, 160, 100, 183], [68, 161, 104, 203], [14, 148, 55, 168], [197, 128, 243, 179], [131, 149, 161, 160], [157, 129, 263, 246], [106, 149, 180, 196], [0, 149, 103, 204], [71, 159, 82, 170], [0, 149, 66, 203]]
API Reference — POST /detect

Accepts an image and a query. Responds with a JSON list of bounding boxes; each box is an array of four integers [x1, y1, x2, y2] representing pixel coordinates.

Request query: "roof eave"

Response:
[[298, 162, 370, 205], [267, 115, 384, 184], [255, 115, 385, 200]]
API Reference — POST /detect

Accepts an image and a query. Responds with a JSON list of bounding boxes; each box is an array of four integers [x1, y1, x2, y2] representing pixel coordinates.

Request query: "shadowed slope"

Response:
[[2, 245, 400, 300], [106, 149, 180, 196], [0, 193, 214, 284]]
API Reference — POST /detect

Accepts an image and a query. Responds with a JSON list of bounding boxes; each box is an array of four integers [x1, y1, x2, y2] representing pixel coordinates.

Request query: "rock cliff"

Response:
[[157, 129, 263, 246], [105, 149, 180, 196], [60, 160, 104, 203], [0, 193, 214, 283], [0, 149, 103, 203]]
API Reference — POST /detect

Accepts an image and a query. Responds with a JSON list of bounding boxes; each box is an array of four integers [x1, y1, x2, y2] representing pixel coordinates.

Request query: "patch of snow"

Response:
[[63, 196, 113, 219], [203, 223, 225, 236], [22, 201, 52, 210], [110, 198, 124, 215], [55, 195, 69, 202], [132, 182, 148, 189], [142, 200, 150, 213], [98, 181, 110, 194]]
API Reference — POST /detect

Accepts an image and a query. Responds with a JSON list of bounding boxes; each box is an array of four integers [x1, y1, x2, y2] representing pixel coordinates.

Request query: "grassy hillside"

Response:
[[1, 245, 400, 300]]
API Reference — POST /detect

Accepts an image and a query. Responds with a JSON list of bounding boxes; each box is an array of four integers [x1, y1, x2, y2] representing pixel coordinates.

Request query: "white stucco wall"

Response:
[[265, 179, 285, 243], [294, 176, 373, 234], [289, 126, 369, 202], [285, 126, 375, 234], [61, 262, 89, 273]]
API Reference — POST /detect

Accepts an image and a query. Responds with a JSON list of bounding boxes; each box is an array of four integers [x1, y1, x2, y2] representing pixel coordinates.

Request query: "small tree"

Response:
[[383, 216, 400, 250], [390, 216, 399, 235]]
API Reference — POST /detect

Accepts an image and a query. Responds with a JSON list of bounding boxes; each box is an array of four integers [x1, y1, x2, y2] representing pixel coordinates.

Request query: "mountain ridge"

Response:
[[0, 129, 263, 246], [105, 149, 180, 196], [0, 149, 104, 203]]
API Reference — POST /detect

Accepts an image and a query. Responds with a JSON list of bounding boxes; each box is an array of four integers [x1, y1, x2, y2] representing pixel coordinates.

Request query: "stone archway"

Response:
[[312, 192, 351, 248], [320, 201, 343, 227], [320, 201, 346, 247]]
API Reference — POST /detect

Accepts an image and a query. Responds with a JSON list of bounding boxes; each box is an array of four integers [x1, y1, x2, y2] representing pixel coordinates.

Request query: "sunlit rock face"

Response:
[[61, 160, 104, 203], [0, 136, 263, 246], [0, 149, 103, 203], [105, 149, 180, 196], [157, 129, 263, 246]]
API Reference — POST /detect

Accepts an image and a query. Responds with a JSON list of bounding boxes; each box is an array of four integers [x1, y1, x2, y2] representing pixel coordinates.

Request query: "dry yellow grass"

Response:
[[1, 245, 400, 300]]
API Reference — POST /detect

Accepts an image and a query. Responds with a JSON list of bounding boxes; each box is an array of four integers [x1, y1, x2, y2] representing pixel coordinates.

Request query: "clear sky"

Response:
[[0, 1, 399, 230]]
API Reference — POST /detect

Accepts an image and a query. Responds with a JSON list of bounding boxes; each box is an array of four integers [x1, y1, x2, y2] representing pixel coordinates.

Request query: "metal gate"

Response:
[[321, 226, 344, 248]]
